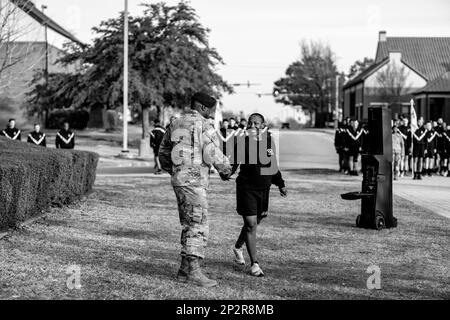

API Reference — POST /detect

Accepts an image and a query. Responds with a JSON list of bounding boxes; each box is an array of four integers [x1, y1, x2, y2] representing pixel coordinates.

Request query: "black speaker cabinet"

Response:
[[341, 107, 397, 230]]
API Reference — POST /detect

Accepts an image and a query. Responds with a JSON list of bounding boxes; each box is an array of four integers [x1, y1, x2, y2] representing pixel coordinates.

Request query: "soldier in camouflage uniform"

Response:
[[159, 92, 232, 288]]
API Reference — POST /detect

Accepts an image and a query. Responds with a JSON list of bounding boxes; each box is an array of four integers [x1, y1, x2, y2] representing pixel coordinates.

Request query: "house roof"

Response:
[[343, 58, 389, 89], [412, 71, 450, 94], [10, 0, 84, 45], [375, 37, 450, 81]]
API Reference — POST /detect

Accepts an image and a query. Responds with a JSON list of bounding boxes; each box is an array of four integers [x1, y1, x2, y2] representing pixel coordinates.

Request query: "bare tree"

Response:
[[376, 61, 411, 106], [274, 40, 338, 127], [0, 0, 36, 93], [348, 57, 374, 79]]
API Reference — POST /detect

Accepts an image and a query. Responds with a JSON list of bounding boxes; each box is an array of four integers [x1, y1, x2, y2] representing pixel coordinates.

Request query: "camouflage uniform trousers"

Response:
[[173, 186, 209, 259]]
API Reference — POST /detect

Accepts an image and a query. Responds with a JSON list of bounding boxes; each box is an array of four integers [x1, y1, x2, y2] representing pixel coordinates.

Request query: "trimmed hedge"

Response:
[[0, 137, 98, 230]]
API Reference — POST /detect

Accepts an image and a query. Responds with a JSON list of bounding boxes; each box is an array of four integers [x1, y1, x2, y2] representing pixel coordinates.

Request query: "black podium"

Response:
[[341, 107, 398, 230]]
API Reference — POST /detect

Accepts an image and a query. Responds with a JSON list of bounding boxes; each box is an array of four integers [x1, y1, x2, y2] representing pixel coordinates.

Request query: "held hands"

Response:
[[219, 172, 231, 181], [279, 187, 288, 198]]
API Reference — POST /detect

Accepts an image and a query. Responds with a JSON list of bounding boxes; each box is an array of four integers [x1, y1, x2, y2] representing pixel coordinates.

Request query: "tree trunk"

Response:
[[308, 106, 315, 128], [43, 108, 49, 129], [139, 105, 152, 159], [157, 105, 163, 126], [102, 105, 108, 131]]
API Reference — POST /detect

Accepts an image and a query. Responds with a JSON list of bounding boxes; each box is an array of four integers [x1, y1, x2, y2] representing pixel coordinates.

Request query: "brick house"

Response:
[[343, 31, 450, 123]]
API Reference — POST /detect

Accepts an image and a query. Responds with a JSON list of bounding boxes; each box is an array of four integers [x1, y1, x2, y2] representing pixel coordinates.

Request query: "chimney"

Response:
[[379, 31, 387, 42]]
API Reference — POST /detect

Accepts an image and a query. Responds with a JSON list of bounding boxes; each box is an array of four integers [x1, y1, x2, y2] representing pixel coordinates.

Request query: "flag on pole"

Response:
[[410, 99, 417, 179], [410, 99, 418, 131]]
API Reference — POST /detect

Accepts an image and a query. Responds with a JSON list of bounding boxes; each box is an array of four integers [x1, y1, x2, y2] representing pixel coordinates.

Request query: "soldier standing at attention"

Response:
[[443, 124, 450, 177], [150, 119, 166, 175], [158, 92, 232, 288], [334, 122, 345, 172], [392, 125, 405, 180], [220, 119, 231, 156], [55, 122, 75, 150], [360, 122, 370, 155], [435, 118, 445, 175], [345, 119, 363, 176], [424, 122, 437, 177], [220, 119, 229, 138], [1, 118, 21, 141], [239, 118, 248, 130], [27, 124, 46, 147], [412, 119, 426, 180], [340, 118, 350, 174], [399, 118, 412, 177], [229, 118, 239, 130]]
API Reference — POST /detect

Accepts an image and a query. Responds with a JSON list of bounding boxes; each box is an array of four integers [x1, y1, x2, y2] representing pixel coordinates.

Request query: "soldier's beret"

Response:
[[192, 92, 217, 109]]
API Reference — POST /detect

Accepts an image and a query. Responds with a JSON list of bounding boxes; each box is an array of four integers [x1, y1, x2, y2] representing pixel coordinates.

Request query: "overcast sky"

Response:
[[29, 0, 450, 119]]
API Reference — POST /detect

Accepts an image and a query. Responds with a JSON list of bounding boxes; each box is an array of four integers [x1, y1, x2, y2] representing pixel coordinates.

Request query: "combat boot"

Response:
[[176, 255, 189, 282], [186, 257, 218, 288]]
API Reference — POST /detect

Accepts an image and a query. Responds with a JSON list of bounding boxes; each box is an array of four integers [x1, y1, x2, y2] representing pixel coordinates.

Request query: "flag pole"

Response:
[[121, 0, 129, 155], [410, 99, 415, 179]]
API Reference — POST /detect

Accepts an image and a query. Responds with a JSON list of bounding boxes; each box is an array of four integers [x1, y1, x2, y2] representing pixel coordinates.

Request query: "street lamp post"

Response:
[[121, 0, 129, 155], [41, 5, 48, 81]]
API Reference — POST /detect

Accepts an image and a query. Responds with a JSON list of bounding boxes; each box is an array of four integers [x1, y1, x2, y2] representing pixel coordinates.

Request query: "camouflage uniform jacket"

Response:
[[159, 110, 232, 188]]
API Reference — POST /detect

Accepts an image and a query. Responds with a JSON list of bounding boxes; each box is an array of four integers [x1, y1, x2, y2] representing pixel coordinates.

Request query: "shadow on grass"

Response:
[[203, 257, 375, 299], [248, 259, 446, 299], [315, 216, 357, 229], [17, 233, 179, 281], [268, 210, 357, 230], [106, 250, 177, 279]]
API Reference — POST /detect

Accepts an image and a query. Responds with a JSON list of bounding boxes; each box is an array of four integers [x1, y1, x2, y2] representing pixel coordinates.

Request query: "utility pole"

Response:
[[121, 0, 130, 155], [41, 4, 49, 128]]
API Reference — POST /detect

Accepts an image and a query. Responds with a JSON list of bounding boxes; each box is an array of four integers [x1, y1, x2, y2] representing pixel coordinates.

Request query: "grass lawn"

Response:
[[0, 170, 448, 300]]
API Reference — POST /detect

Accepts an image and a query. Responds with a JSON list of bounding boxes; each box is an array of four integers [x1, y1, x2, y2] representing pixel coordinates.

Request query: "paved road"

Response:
[[275, 130, 337, 170]]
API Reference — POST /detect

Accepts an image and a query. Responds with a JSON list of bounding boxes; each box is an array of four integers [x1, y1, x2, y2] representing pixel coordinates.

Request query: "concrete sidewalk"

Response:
[[77, 144, 155, 169], [393, 176, 450, 219]]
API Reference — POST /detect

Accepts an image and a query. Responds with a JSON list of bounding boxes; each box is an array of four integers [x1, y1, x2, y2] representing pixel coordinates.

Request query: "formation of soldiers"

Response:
[[334, 116, 450, 180], [334, 118, 369, 176], [399, 117, 450, 180], [0, 118, 76, 150]]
